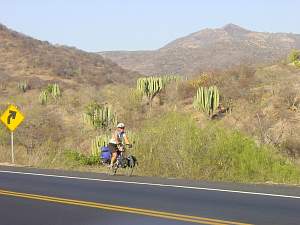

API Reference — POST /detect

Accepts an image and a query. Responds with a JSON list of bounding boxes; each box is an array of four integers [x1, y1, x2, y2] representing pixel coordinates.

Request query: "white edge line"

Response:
[[0, 170, 300, 200]]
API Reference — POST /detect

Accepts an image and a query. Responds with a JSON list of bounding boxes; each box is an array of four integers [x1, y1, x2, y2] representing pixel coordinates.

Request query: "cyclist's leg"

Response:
[[108, 143, 118, 167]]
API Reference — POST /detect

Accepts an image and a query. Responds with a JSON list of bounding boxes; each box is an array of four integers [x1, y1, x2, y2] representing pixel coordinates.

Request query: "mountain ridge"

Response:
[[0, 23, 139, 87], [100, 24, 300, 75]]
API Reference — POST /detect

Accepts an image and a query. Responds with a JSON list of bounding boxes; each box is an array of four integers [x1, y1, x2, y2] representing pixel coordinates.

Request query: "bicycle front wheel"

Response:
[[125, 166, 134, 177], [107, 165, 118, 176]]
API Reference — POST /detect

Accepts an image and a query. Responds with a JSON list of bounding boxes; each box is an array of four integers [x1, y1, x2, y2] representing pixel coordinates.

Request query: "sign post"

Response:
[[0, 104, 25, 164], [11, 131, 14, 163]]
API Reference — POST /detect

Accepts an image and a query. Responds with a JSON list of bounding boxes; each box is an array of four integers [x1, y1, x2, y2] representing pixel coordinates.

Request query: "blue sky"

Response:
[[0, 0, 299, 52]]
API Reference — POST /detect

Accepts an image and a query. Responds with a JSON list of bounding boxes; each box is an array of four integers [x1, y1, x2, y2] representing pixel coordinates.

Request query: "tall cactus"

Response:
[[194, 86, 220, 117], [137, 75, 181, 104], [137, 77, 163, 103], [18, 81, 29, 93], [39, 83, 61, 105], [47, 83, 61, 99], [83, 103, 117, 130], [39, 90, 49, 105], [51, 83, 61, 99], [91, 134, 110, 156]]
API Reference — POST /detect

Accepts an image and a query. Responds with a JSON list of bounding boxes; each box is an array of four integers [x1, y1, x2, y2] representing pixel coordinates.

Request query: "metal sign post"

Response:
[[11, 132, 14, 163], [0, 104, 25, 164]]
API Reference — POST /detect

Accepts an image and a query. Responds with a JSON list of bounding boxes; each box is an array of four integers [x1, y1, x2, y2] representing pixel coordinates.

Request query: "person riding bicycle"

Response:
[[108, 123, 131, 168]]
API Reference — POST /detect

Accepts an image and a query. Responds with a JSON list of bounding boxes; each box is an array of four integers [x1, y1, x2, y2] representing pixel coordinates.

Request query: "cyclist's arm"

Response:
[[124, 134, 130, 145]]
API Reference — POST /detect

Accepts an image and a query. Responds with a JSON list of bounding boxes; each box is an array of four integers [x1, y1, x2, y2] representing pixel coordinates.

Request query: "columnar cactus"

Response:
[[91, 134, 110, 156], [39, 90, 49, 105], [51, 83, 61, 99], [137, 75, 181, 104], [47, 83, 61, 99], [18, 81, 29, 93], [193, 86, 220, 117], [137, 77, 164, 102], [39, 83, 62, 105], [83, 103, 117, 130]]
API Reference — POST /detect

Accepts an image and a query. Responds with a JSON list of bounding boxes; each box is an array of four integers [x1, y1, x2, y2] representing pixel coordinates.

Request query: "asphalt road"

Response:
[[0, 166, 300, 225]]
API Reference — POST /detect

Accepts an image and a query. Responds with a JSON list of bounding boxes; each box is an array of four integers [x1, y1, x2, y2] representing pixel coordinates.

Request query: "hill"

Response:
[[1, 61, 300, 184], [1, 23, 300, 184], [100, 24, 300, 75], [0, 23, 139, 88]]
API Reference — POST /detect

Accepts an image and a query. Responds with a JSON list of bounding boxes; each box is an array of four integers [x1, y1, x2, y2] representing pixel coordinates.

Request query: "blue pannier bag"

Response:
[[100, 146, 111, 162]]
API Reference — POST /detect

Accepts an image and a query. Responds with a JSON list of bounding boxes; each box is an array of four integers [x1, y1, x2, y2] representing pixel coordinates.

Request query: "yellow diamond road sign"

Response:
[[0, 104, 25, 132]]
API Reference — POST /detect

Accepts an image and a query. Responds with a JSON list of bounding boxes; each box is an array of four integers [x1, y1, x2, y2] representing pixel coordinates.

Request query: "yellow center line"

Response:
[[0, 189, 252, 225]]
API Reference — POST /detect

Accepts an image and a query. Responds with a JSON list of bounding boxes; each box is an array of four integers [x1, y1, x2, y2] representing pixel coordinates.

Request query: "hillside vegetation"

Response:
[[0, 23, 139, 89], [1, 24, 300, 184], [132, 112, 300, 183], [1, 62, 300, 184]]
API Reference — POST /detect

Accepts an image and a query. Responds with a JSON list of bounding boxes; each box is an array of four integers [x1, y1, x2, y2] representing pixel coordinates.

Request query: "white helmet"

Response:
[[117, 123, 125, 128]]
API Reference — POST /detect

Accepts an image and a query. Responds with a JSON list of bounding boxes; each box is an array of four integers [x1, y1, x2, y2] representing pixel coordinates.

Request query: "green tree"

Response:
[[288, 50, 300, 66]]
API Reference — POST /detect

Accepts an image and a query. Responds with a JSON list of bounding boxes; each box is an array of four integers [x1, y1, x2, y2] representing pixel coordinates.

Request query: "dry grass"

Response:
[[1, 61, 300, 184]]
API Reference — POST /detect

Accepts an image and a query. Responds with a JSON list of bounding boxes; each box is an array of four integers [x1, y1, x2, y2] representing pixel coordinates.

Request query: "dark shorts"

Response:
[[108, 143, 118, 153]]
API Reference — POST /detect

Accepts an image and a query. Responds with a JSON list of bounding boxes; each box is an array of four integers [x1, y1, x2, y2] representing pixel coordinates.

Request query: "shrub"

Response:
[[202, 129, 300, 183], [288, 50, 300, 68], [189, 72, 214, 88], [288, 50, 300, 63], [16, 107, 65, 155], [0, 125, 9, 146], [132, 112, 300, 183], [64, 151, 100, 166], [176, 81, 197, 100], [281, 138, 300, 158]]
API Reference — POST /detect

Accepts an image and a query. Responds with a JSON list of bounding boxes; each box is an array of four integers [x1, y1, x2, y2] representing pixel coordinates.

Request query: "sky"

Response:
[[0, 0, 300, 52]]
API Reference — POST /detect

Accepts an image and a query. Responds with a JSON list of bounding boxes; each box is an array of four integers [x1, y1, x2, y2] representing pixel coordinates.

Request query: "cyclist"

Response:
[[108, 123, 131, 168]]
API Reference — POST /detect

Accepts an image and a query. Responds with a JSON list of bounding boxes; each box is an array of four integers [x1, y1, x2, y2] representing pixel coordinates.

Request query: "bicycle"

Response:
[[100, 144, 137, 176]]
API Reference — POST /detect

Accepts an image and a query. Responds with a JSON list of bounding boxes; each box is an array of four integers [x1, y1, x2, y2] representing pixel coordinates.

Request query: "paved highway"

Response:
[[0, 166, 300, 225]]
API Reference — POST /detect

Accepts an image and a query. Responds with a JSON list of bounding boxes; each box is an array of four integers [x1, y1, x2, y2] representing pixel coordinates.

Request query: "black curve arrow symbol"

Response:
[[7, 110, 17, 124]]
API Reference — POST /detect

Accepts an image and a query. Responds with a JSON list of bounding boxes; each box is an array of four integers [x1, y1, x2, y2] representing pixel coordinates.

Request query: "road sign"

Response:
[[0, 104, 25, 164], [0, 104, 25, 132]]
